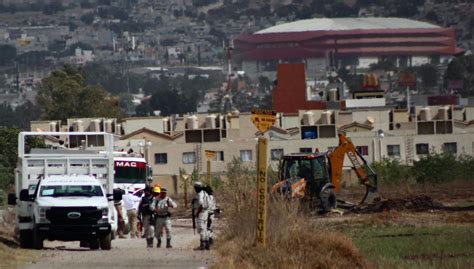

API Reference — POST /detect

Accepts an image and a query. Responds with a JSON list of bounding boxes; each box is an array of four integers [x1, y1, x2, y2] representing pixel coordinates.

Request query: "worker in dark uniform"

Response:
[[138, 185, 157, 248]]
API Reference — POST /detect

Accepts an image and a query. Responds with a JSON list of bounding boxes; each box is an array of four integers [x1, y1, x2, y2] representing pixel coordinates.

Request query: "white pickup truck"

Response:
[[8, 132, 121, 250]]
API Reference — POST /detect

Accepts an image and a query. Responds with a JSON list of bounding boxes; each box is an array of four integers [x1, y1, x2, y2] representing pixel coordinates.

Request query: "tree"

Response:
[[16, 51, 50, 65], [394, 2, 418, 17], [42, 1, 64, 15], [0, 127, 19, 190], [81, 12, 95, 25], [148, 88, 181, 115], [425, 10, 439, 24], [418, 64, 438, 88], [80, 0, 94, 9], [135, 101, 153, 116], [118, 93, 135, 115], [0, 44, 17, 66], [0, 101, 41, 130], [0, 104, 18, 127], [36, 65, 122, 121], [0, 127, 45, 191], [445, 55, 474, 96]]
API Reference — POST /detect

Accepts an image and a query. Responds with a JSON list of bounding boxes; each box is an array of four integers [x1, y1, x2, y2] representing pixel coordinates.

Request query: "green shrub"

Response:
[[413, 153, 462, 183], [371, 158, 412, 185], [372, 153, 474, 185], [457, 154, 474, 181], [0, 189, 4, 205], [411, 153, 474, 183]]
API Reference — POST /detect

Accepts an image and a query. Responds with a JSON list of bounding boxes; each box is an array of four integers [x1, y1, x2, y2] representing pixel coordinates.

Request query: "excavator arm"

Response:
[[327, 133, 379, 204]]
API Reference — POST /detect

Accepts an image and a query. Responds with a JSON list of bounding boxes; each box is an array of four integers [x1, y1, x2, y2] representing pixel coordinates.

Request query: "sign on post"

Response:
[[251, 109, 277, 133], [205, 150, 216, 159], [182, 173, 190, 209], [251, 108, 276, 248]]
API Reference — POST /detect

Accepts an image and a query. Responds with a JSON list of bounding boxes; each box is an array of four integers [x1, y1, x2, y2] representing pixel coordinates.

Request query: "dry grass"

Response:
[[442, 212, 474, 224], [0, 207, 38, 268], [212, 159, 367, 269], [213, 197, 367, 269], [0, 240, 38, 269]]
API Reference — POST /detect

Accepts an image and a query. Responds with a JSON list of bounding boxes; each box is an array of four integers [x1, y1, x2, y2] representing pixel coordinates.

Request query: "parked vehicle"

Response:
[[8, 132, 120, 250]]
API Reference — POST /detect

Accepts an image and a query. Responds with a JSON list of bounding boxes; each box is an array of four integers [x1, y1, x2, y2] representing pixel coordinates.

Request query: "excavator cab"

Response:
[[276, 153, 330, 202]]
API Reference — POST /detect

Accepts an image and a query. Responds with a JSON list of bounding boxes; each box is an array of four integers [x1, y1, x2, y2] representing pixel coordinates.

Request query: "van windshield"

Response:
[[40, 185, 103, 197]]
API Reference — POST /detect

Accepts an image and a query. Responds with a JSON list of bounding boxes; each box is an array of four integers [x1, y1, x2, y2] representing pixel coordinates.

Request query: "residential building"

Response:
[[31, 105, 474, 194]]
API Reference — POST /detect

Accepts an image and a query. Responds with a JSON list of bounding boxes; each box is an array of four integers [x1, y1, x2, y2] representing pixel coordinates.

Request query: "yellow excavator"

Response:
[[272, 133, 379, 212]]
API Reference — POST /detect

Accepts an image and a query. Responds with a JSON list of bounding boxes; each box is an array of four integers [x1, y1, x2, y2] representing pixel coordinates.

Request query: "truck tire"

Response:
[[19, 230, 33, 249], [32, 228, 43, 249], [320, 188, 337, 213], [100, 234, 112, 250], [89, 238, 100, 250], [80, 240, 90, 248]]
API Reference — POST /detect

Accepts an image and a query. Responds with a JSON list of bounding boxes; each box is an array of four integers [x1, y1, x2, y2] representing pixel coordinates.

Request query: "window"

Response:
[[154, 153, 167, 164], [182, 152, 196, 164], [443, 142, 457, 154], [40, 185, 103, 197], [212, 151, 224, 161], [240, 150, 252, 162], [356, 146, 369, 156], [271, 149, 284, 161], [416, 143, 429, 155], [300, 147, 312, 153], [387, 145, 400, 156]]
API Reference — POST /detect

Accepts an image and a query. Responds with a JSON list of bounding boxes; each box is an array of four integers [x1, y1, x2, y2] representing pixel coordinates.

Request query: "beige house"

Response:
[[30, 105, 474, 194]]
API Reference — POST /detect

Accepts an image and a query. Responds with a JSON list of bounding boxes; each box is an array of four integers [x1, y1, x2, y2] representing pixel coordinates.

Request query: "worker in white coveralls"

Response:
[[203, 185, 217, 246], [192, 181, 210, 250], [151, 187, 177, 248]]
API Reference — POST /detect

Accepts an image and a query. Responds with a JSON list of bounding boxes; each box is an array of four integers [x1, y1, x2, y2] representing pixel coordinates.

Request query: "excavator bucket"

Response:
[[360, 186, 380, 205]]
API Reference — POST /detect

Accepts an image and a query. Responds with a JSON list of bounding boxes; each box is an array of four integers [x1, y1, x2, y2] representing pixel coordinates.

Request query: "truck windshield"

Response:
[[114, 166, 147, 184], [40, 185, 103, 197]]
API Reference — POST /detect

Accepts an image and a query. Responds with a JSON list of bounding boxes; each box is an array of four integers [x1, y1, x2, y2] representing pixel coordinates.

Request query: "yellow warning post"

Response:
[[251, 108, 275, 247]]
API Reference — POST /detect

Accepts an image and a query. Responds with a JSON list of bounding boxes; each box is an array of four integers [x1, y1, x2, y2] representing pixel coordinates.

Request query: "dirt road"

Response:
[[19, 219, 214, 269]]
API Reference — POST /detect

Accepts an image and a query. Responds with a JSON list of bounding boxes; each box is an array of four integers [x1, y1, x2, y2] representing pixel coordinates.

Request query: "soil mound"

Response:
[[354, 194, 443, 213]]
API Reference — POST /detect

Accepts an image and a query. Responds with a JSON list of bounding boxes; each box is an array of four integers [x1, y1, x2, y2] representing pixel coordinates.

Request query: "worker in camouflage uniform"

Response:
[[151, 187, 177, 248], [138, 185, 158, 248]]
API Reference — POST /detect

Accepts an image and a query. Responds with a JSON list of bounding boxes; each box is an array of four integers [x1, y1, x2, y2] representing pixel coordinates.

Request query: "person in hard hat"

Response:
[[151, 187, 177, 248], [138, 185, 156, 248], [192, 181, 211, 250]]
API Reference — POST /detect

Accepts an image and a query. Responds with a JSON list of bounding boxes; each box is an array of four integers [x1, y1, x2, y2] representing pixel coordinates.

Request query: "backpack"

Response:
[[140, 196, 153, 215], [202, 191, 210, 210]]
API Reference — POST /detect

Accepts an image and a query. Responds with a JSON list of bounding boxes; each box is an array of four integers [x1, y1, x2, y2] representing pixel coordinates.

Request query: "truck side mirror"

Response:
[[7, 193, 16, 205], [19, 189, 30, 201], [113, 189, 123, 201]]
